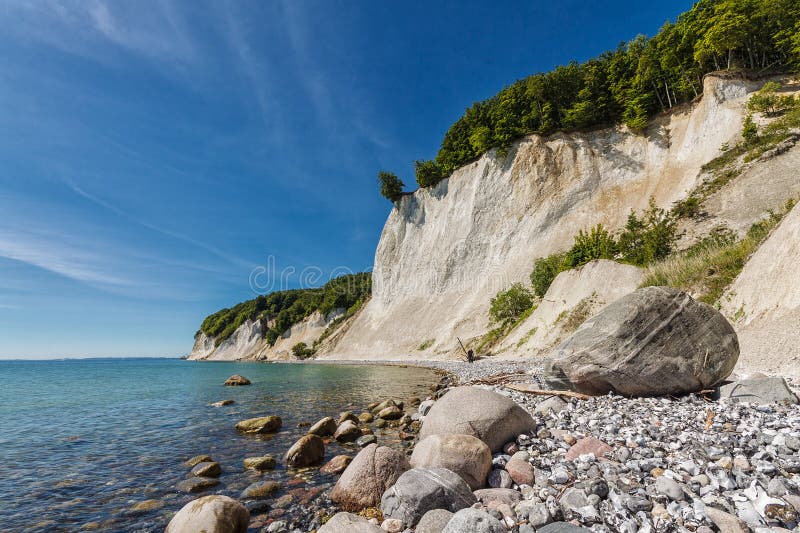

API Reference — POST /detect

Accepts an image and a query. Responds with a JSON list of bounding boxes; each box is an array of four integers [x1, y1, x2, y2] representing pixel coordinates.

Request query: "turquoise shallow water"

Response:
[[0, 358, 440, 532]]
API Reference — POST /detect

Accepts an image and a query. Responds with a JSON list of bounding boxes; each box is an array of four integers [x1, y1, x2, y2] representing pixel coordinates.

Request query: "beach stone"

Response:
[[176, 477, 220, 493], [357, 434, 378, 447], [241, 480, 280, 499], [534, 396, 568, 415], [191, 461, 221, 478], [473, 488, 522, 507], [317, 512, 384, 533], [538, 523, 592, 532], [308, 416, 338, 437], [378, 405, 403, 420], [380, 518, 404, 532], [545, 286, 739, 396], [441, 508, 505, 533], [320, 455, 352, 475], [380, 467, 477, 527], [210, 399, 234, 407], [243, 455, 276, 471], [131, 499, 163, 512], [706, 507, 749, 533], [359, 412, 374, 423], [285, 434, 324, 467], [334, 420, 361, 442], [223, 374, 251, 386], [416, 509, 454, 533], [487, 469, 513, 489], [505, 456, 535, 486], [565, 436, 613, 461], [165, 495, 248, 533], [719, 377, 798, 405], [330, 443, 410, 511], [410, 434, 492, 490], [185, 454, 212, 467], [375, 418, 387, 428], [338, 411, 360, 424], [418, 386, 535, 451], [235, 416, 282, 434], [655, 476, 685, 500]]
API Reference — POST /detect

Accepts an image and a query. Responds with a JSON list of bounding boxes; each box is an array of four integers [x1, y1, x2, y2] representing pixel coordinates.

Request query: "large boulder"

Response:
[[380, 467, 477, 527], [719, 377, 798, 405], [317, 512, 384, 533], [285, 434, 324, 467], [418, 387, 535, 452], [165, 495, 249, 533], [235, 416, 282, 434], [441, 508, 505, 533], [416, 509, 454, 533], [545, 286, 739, 396], [410, 434, 492, 490], [223, 375, 251, 386], [330, 443, 411, 511]]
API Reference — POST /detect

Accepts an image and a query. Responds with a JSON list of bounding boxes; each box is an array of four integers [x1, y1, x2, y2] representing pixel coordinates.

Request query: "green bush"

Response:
[[489, 283, 534, 326], [378, 171, 405, 202], [530, 252, 568, 297], [617, 200, 676, 266], [564, 224, 617, 268], [742, 114, 759, 145], [291, 342, 315, 359], [415, 159, 444, 188], [747, 82, 797, 116]]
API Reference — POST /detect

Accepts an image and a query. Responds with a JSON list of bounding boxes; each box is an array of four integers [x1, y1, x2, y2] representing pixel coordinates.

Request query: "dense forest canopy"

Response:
[[378, 0, 800, 200], [199, 273, 371, 346]]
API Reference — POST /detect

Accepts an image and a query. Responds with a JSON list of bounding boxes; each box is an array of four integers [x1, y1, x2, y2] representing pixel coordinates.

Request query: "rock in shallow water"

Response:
[[175, 476, 220, 494], [190, 461, 221, 478], [308, 416, 337, 437], [545, 286, 739, 396], [380, 467, 477, 527], [243, 455, 276, 471], [223, 374, 251, 386], [410, 434, 492, 490], [235, 416, 282, 434], [419, 386, 535, 451], [330, 443, 410, 512], [320, 454, 352, 475], [334, 420, 361, 442], [240, 480, 280, 499], [165, 495, 249, 533], [284, 434, 324, 467]]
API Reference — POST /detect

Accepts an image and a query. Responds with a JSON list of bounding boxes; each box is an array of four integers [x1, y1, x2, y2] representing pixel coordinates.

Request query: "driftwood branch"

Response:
[[504, 383, 592, 400]]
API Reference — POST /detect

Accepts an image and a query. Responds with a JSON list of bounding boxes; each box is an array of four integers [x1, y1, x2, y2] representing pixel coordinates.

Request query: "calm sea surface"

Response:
[[0, 358, 441, 532]]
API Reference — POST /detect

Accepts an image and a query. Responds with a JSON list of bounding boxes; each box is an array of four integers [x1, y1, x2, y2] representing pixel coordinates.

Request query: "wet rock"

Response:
[[546, 287, 739, 396], [175, 477, 220, 494], [309, 416, 338, 437], [317, 512, 384, 533], [191, 461, 221, 478], [380, 467, 477, 527], [185, 454, 212, 467], [131, 499, 163, 512], [375, 419, 388, 429], [320, 455, 352, 475], [338, 411, 360, 425], [165, 495, 249, 533], [223, 374, 251, 386], [719, 377, 798, 405], [419, 386, 535, 451], [235, 416, 282, 434], [243, 455, 276, 471], [416, 508, 453, 533], [441, 508, 505, 533], [410, 434, 492, 490], [285, 434, 324, 467], [359, 412, 374, 423], [334, 420, 361, 442], [241, 480, 281, 499], [330, 443, 410, 511], [210, 399, 234, 407], [565, 436, 613, 461], [357, 434, 378, 447], [377, 405, 403, 420]]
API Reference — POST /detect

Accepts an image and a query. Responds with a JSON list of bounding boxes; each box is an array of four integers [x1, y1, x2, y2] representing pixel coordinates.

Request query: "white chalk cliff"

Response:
[[317, 74, 760, 360]]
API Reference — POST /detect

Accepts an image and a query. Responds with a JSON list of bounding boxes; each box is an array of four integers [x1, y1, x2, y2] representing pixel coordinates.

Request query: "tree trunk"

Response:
[[651, 80, 665, 111], [665, 81, 673, 108]]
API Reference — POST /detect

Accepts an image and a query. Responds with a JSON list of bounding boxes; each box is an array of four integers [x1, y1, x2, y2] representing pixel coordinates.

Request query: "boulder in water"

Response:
[[235, 416, 282, 434], [334, 420, 361, 442], [308, 416, 338, 437], [223, 375, 251, 386], [243, 455, 276, 471], [165, 495, 249, 533], [545, 286, 739, 396], [285, 434, 324, 467], [320, 455, 352, 475]]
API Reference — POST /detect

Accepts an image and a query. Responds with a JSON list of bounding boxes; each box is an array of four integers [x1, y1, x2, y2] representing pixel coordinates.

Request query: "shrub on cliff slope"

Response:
[[489, 283, 534, 326], [378, 171, 405, 202]]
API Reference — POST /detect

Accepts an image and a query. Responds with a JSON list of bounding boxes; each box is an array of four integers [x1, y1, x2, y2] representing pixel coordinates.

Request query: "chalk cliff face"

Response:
[[318, 75, 760, 360]]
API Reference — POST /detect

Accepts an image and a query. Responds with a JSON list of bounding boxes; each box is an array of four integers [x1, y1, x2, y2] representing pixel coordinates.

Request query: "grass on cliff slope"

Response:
[[641, 200, 794, 304]]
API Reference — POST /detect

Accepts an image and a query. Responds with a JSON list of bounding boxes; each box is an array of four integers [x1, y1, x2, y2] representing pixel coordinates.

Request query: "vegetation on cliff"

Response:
[[199, 273, 372, 346], [378, 0, 800, 198]]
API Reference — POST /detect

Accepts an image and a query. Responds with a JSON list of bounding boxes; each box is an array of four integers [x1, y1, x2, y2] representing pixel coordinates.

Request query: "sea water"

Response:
[[0, 358, 440, 532]]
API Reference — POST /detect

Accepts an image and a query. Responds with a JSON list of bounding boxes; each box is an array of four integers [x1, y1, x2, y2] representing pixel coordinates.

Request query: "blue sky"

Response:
[[0, 0, 693, 358]]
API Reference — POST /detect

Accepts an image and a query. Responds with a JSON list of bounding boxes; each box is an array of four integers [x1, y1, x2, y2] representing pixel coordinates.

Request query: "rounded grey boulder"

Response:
[[416, 509, 454, 533], [330, 443, 410, 511], [441, 508, 506, 533], [410, 434, 492, 490], [418, 387, 535, 451], [546, 286, 739, 396], [380, 467, 477, 527], [165, 495, 249, 533], [317, 512, 384, 533]]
